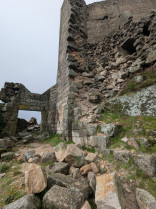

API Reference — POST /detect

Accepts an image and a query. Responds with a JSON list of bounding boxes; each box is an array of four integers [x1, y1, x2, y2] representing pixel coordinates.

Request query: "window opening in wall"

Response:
[[143, 23, 150, 36], [121, 38, 136, 55], [17, 110, 41, 133]]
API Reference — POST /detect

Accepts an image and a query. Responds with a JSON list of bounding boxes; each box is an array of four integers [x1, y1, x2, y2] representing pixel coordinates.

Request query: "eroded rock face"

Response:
[[95, 172, 124, 209], [0, 138, 14, 149], [65, 144, 86, 167], [47, 162, 70, 175], [3, 194, 41, 209], [85, 152, 97, 163], [132, 154, 156, 177], [25, 164, 47, 194], [53, 142, 67, 162], [47, 173, 90, 200], [43, 185, 84, 209], [101, 124, 121, 137], [136, 188, 156, 209], [107, 85, 156, 117], [88, 136, 110, 152], [113, 150, 130, 164], [41, 152, 56, 163]]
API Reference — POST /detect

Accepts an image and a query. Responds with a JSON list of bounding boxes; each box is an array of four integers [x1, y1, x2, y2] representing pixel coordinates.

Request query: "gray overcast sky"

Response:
[[0, 0, 101, 122]]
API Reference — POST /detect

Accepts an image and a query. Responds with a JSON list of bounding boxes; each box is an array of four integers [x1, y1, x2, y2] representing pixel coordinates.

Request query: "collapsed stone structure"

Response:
[[0, 0, 156, 142]]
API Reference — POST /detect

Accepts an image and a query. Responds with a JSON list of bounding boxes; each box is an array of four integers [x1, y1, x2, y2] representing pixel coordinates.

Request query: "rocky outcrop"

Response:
[[3, 194, 41, 209]]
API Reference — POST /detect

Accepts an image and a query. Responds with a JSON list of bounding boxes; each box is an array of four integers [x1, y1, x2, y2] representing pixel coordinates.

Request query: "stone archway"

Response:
[[0, 82, 50, 136]]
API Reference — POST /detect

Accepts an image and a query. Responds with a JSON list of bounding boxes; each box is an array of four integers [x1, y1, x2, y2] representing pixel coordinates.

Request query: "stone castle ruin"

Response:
[[0, 0, 156, 145]]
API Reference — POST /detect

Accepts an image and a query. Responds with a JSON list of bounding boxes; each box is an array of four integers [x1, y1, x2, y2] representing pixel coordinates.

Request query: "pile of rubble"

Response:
[[1, 142, 156, 209]]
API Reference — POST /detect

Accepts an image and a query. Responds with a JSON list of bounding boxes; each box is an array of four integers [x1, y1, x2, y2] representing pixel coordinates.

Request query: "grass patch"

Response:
[[40, 134, 63, 147], [0, 162, 26, 208], [0, 163, 10, 173], [101, 153, 114, 163], [39, 161, 54, 169], [126, 166, 156, 198], [82, 145, 96, 153], [40, 134, 75, 147], [101, 112, 156, 153], [5, 190, 25, 205], [119, 68, 156, 96]]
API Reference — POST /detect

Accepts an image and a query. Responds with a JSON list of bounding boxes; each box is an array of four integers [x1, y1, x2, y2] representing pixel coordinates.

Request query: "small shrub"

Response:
[[0, 163, 10, 173], [82, 145, 95, 153], [5, 191, 25, 204]]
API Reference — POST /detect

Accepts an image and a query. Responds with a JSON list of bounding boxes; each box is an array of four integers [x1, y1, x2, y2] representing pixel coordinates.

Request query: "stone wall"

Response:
[[0, 0, 156, 139], [87, 0, 156, 43], [56, 0, 87, 140], [0, 82, 52, 136]]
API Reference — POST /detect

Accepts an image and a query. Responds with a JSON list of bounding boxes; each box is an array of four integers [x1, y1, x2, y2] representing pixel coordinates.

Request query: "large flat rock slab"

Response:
[[25, 164, 47, 194], [43, 185, 84, 209], [95, 172, 124, 209], [47, 173, 90, 200]]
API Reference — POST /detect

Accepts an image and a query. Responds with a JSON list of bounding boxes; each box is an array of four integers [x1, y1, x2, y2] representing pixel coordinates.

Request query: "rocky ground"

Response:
[[0, 118, 156, 209]]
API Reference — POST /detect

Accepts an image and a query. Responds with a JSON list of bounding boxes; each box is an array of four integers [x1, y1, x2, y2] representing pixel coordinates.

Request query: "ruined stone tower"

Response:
[[0, 0, 156, 141]]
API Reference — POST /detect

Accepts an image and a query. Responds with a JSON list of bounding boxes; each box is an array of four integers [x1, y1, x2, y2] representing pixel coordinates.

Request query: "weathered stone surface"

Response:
[[114, 150, 130, 163], [89, 93, 101, 103], [107, 85, 156, 117], [41, 152, 56, 163], [53, 143, 67, 162], [22, 135, 34, 142], [43, 185, 84, 209], [127, 138, 139, 150], [88, 136, 110, 152], [101, 124, 121, 137], [47, 173, 90, 199], [145, 48, 156, 64], [25, 164, 47, 194], [0, 138, 14, 148], [65, 144, 86, 167], [1, 152, 15, 161], [90, 162, 99, 174], [80, 164, 92, 175], [3, 194, 41, 209], [28, 157, 40, 164], [95, 173, 124, 209], [48, 162, 70, 175], [136, 188, 156, 209], [88, 172, 96, 192], [121, 137, 140, 149], [85, 152, 97, 162], [132, 153, 156, 177], [81, 201, 92, 209], [25, 150, 35, 161], [73, 168, 83, 180]]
